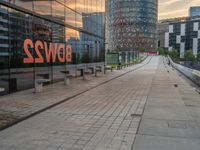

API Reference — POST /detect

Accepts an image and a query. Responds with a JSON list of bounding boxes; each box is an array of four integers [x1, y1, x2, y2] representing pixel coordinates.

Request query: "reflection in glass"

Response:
[[0, 0, 105, 95], [65, 8, 76, 27], [14, 0, 33, 11], [52, 1, 65, 22], [33, 1, 51, 16]]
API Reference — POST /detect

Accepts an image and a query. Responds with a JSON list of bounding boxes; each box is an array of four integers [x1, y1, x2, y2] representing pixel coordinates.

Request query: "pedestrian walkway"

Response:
[[0, 57, 149, 130], [0, 56, 200, 150], [133, 57, 200, 150]]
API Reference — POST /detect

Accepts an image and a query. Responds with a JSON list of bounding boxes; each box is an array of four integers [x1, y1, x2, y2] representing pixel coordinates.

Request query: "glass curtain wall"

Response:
[[0, 0, 105, 95], [106, 0, 157, 51]]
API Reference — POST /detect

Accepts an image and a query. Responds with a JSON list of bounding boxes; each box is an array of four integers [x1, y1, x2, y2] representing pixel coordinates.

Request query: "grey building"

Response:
[[164, 16, 200, 58], [157, 17, 188, 49], [189, 6, 200, 17], [157, 22, 169, 48]]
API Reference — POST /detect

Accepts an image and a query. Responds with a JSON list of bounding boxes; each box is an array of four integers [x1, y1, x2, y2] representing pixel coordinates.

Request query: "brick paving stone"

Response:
[[133, 56, 200, 150], [0, 58, 149, 130], [0, 56, 157, 150]]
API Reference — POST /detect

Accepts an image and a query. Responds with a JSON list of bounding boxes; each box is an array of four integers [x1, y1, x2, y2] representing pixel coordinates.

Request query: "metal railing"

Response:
[[168, 56, 200, 86]]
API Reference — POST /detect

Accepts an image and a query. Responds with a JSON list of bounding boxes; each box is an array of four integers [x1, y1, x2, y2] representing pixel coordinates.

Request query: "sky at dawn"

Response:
[[158, 0, 200, 20]]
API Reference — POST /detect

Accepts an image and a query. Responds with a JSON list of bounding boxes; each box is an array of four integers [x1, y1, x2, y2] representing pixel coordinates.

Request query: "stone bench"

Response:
[[95, 68, 102, 77], [96, 66, 102, 72], [77, 68, 90, 80], [117, 65, 122, 70], [77, 68, 84, 76], [105, 66, 114, 72], [117, 64, 128, 70], [60, 71, 71, 85], [1, 78, 17, 93], [0, 87, 5, 93], [83, 71, 90, 80], [34, 79, 51, 93], [87, 67, 95, 74]]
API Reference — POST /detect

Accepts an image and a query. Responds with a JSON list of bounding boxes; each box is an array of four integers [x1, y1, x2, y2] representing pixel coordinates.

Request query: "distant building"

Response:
[[157, 17, 188, 49], [0, 6, 9, 59], [164, 16, 200, 58], [189, 6, 200, 17], [106, 0, 158, 51], [81, 12, 105, 60], [157, 22, 169, 48]]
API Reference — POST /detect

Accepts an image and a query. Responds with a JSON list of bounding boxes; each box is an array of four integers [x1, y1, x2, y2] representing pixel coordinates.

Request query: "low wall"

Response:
[[168, 56, 200, 86]]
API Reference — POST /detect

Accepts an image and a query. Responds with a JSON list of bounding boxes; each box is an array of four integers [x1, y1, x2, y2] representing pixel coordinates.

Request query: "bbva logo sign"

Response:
[[23, 39, 72, 64]]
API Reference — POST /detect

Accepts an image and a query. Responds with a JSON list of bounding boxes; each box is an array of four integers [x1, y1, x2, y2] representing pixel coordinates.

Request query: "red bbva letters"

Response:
[[23, 39, 72, 64], [23, 39, 34, 63]]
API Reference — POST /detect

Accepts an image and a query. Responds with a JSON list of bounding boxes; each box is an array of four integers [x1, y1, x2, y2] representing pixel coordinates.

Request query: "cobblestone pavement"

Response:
[[1, 56, 200, 150], [0, 57, 149, 130], [0, 56, 157, 150]]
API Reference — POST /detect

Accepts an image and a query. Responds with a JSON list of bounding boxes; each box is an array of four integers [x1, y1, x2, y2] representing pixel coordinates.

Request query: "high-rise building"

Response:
[[157, 17, 188, 49], [106, 0, 158, 51], [157, 22, 169, 49], [164, 16, 200, 58], [81, 12, 105, 60], [189, 6, 200, 17], [0, 0, 105, 95]]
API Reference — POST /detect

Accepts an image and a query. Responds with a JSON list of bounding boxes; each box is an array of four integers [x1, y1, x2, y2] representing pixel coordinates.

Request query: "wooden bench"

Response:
[[60, 70, 71, 85], [34, 78, 51, 93]]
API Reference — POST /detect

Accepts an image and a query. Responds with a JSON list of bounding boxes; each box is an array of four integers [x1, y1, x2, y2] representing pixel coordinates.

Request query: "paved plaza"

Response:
[[0, 56, 200, 150]]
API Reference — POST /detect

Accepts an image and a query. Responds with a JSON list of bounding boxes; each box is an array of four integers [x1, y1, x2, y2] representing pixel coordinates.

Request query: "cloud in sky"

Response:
[[158, 0, 200, 20]]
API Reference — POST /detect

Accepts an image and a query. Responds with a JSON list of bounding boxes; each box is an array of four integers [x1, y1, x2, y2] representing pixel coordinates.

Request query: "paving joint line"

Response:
[[131, 57, 158, 150], [0, 56, 152, 132], [136, 133, 200, 140]]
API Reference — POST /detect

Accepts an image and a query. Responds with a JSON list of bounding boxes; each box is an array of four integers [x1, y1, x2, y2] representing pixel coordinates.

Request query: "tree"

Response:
[[157, 47, 164, 55], [139, 47, 146, 52], [169, 49, 178, 60], [184, 50, 195, 62], [196, 52, 200, 62]]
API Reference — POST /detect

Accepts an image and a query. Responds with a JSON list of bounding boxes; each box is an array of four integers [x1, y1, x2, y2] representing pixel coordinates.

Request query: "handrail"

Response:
[[167, 56, 200, 86]]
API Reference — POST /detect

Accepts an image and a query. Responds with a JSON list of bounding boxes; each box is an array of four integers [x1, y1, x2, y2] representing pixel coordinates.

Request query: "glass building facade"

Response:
[[164, 16, 200, 58], [189, 7, 200, 17], [106, 0, 158, 51], [0, 0, 105, 95]]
